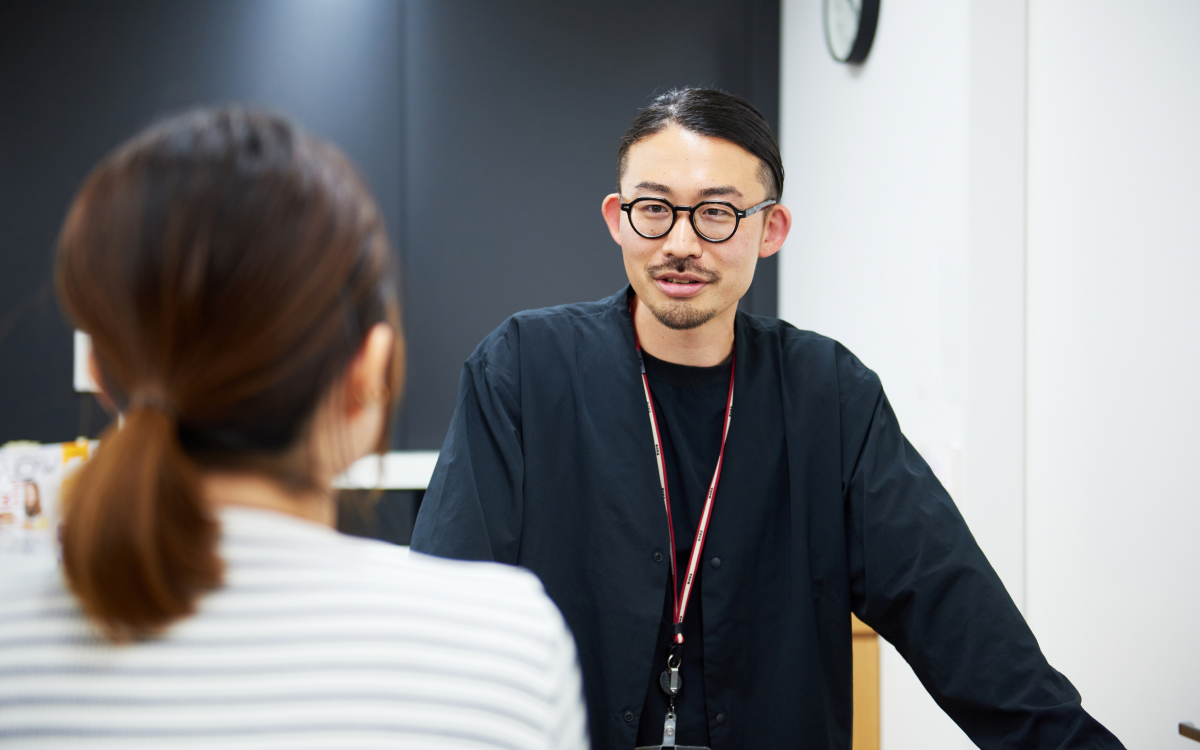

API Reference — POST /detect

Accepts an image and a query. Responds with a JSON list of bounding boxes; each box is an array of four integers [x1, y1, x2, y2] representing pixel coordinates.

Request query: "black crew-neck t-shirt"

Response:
[[635, 349, 732, 748]]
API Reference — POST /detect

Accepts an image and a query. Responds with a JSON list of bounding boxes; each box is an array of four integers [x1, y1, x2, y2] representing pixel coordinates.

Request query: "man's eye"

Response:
[[702, 207, 733, 219], [641, 204, 669, 215]]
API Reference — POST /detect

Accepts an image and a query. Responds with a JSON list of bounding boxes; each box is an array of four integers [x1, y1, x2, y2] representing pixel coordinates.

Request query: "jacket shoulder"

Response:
[[468, 294, 623, 370], [740, 312, 881, 405]]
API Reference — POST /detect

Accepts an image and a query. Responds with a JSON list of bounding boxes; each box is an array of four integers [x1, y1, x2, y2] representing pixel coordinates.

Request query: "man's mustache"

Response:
[[646, 258, 720, 283]]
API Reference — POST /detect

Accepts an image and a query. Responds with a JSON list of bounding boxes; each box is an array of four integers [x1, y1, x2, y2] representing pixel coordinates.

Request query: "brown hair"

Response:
[[55, 108, 403, 642]]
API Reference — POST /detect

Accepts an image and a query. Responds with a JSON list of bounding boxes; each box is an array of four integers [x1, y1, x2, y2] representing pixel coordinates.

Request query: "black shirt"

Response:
[[411, 288, 1125, 750], [634, 349, 735, 748]]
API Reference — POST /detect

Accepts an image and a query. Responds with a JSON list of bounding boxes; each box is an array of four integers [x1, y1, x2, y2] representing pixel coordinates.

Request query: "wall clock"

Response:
[[823, 0, 879, 64]]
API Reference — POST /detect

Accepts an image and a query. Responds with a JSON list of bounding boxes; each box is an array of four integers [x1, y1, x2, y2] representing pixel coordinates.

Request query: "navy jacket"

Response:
[[411, 288, 1123, 750]]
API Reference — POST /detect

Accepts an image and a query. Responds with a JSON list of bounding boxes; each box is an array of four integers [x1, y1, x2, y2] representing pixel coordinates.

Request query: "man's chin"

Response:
[[645, 298, 719, 331]]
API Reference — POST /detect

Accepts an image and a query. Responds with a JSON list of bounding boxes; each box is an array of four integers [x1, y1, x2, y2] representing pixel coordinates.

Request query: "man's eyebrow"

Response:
[[632, 182, 746, 199], [633, 181, 673, 194], [698, 185, 744, 199]]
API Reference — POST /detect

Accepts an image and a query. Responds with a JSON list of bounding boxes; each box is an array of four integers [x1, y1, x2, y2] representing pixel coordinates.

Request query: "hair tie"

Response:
[[128, 389, 176, 418]]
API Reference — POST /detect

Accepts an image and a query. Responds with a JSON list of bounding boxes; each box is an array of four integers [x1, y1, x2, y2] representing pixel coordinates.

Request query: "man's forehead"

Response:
[[622, 125, 765, 197]]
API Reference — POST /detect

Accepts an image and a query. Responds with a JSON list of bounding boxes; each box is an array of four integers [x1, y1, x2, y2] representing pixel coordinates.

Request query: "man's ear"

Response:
[[601, 193, 624, 246], [758, 203, 792, 259]]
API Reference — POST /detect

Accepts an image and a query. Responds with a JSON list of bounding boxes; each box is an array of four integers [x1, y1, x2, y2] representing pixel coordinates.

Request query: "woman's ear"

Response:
[[345, 323, 395, 415], [312, 323, 397, 482], [87, 349, 117, 413]]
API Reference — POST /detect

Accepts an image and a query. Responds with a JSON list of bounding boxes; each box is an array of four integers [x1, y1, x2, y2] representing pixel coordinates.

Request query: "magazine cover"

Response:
[[0, 440, 92, 557]]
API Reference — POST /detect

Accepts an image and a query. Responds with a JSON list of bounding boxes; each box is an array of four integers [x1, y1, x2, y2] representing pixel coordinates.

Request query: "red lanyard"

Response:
[[632, 305, 735, 646]]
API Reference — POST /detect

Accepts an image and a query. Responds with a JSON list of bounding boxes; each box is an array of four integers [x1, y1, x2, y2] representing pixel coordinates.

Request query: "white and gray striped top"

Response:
[[0, 507, 589, 749]]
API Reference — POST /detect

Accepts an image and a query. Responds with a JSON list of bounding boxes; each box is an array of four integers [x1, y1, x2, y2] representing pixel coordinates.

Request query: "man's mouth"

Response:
[[653, 272, 712, 298]]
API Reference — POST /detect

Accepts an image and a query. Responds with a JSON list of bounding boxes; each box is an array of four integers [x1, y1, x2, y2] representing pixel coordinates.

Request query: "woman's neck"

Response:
[[203, 472, 335, 527]]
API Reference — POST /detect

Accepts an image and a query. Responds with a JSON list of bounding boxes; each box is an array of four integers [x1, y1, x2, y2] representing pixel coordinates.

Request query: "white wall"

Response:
[[780, 1, 1199, 748], [778, 2, 970, 520], [780, 1, 1024, 748], [1025, 2, 1200, 747]]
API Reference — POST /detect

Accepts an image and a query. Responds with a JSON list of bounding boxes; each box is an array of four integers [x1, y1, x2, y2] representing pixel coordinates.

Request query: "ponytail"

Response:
[[61, 404, 223, 642]]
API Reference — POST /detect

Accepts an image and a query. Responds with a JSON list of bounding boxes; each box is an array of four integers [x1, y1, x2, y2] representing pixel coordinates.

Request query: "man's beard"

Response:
[[643, 258, 721, 331], [645, 298, 719, 330]]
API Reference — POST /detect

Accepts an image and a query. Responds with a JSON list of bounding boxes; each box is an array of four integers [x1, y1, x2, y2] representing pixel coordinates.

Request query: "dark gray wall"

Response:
[[0, 0, 780, 451], [401, 1, 780, 448], [0, 0, 404, 443]]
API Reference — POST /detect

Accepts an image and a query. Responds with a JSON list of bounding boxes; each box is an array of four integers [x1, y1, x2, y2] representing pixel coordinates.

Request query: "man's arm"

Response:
[[839, 350, 1124, 749], [411, 331, 524, 563]]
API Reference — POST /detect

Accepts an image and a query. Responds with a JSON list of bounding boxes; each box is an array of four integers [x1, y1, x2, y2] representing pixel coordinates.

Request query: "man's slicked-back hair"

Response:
[[617, 88, 783, 201]]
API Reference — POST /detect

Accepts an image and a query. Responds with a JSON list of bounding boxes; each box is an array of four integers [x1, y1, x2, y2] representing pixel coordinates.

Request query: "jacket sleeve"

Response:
[[838, 349, 1124, 749], [410, 330, 524, 564]]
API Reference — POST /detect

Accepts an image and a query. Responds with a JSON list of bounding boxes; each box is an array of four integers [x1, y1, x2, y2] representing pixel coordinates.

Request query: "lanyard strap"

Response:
[[632, 304, 735, 646]]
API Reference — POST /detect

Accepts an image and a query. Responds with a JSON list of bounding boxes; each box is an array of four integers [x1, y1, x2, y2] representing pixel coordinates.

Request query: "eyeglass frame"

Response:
[[619, 196, 778, 243]]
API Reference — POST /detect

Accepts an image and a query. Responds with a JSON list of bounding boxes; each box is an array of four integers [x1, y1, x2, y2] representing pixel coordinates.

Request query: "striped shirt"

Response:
[[0, 507, 589, 749]]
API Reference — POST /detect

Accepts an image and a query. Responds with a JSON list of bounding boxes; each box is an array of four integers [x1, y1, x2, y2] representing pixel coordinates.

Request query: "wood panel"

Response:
[[852, 614, 880, 750]]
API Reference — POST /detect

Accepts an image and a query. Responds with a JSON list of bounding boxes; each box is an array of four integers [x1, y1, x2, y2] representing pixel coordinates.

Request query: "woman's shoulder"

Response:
[[336, 536, 569, 643], [0, 555, 92, 651], [0, 554, 70, 609], [0, 514, 586, 748], [223, 507, 545, 588], [402, 548, 557, 610], [217, 507, 569, 644]]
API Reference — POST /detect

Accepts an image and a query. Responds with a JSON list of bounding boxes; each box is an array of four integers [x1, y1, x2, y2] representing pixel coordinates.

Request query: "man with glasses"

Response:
[[412, 89, 1123, 750]]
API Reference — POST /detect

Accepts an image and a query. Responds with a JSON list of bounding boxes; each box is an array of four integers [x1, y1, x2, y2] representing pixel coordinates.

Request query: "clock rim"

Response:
[[822, 0, 880, 64]]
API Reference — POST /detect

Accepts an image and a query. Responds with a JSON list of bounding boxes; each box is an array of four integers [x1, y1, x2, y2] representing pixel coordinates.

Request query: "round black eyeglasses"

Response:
[[620, 196, 777, 243]]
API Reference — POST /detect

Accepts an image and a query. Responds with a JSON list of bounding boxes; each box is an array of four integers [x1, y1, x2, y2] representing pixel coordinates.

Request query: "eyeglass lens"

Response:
[[629, 199, 738, 241]]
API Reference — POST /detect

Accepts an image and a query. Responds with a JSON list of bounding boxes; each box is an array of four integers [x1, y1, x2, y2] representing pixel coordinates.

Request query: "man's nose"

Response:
[[661, 209, 704, 257]]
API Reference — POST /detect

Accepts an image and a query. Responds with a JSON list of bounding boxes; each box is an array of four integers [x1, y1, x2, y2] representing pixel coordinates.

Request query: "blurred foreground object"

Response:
[[0, 107, 588, 748]]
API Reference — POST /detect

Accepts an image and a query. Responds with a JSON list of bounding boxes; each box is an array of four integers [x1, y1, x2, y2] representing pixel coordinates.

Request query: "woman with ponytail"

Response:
[[0, 109, 588, 749]]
